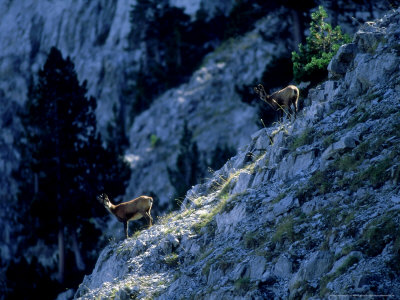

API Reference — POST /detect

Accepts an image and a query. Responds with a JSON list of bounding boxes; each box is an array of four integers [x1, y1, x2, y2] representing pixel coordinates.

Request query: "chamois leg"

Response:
[[123, 221, 129, 239], [144, 211, 153, 227], [292, 99, 298, 118], [279, 108, 285, 121], [287, 106, 294, 119]]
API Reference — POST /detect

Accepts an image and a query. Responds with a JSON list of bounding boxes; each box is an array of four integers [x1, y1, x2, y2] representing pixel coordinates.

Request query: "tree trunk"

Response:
[[58, 224, 65, 283], [291, 10, 302, 50], [71, 230, 86, 271], [175, 29, 182, 68], [34, 173, 38, 194]]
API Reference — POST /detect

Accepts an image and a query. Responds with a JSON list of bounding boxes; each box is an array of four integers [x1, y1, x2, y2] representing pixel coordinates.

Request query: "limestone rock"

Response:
[[328, 43, 358, 79], [321, 133, 360, 165], [273, 254, 293, 279], [273, 195, 298, 216], [290, 251, 333, 286]]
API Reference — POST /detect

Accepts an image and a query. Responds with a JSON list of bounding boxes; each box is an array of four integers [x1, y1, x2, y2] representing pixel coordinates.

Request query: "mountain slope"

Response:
[[75, 8, 400, 300], [123, 11, 292, 206]]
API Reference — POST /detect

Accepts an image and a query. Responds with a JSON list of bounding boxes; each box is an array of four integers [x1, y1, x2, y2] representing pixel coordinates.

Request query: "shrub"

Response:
[[290, 127, 316, 150], [357, 211, 400, 257], [292, 6, 350, 85], [234, 277, 252, 291], [150, 134, 160, 148], [164, 252, 179, 267], [272, 216, 295, 244], [295, 169, 333, 203]]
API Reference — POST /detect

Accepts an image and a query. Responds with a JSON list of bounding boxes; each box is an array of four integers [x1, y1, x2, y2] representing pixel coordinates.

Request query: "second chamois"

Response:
[[254, 84, 299, 118]]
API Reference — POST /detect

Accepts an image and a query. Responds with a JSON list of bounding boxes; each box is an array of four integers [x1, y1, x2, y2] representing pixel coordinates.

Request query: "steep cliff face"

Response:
[[75, 8, 400, 299], [170, 0, 235, 17], [124, 10, 291, 205], [0, 0, 132, 124]]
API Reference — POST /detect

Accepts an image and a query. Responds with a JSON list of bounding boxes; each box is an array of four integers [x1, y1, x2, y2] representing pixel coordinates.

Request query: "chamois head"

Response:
[[96, 193, 106, 204], [254, 84, 272, 104], [97, 193, 111, 207]]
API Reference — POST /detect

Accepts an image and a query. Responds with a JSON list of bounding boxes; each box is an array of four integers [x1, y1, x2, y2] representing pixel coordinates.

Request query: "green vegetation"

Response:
[[192, 193, 229, 234], [221, 192, 245, 214], [164, 252, 180, 267], [292, 6, 350, 85], [115, 245, 131, 258], [320, 254, 360, 297], [322, 134, 336, 149], [387, 234, 400, 274], [191, 161, 258, 235], [201, 247, 234, 277], [150, 134, 160, 148], [320, 203, 355, 236], [357, 210, 400, 257], [234, 277, 252, 291], [347, 105, 370, 128], [362, 157, 392, 188], [271, 192, 287, 204], [157, 211, 177, 225], [295, 170, 333, 203], [337, 156, 393, 192], [298, 133, 398, 200], [244, 231, 262, 249], [329, 98, 348, 111], [290, 127, 316, 150], [272, 216, 295, 244]]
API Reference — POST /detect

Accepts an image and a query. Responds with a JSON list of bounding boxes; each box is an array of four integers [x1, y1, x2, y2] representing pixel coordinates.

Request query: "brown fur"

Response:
[[97, 193, 153, 239], [254, 84, 299, 118]]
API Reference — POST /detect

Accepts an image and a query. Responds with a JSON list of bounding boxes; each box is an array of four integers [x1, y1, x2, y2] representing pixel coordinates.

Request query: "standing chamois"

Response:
[[254, 84, 299, 119], [97, 193, 153, 239]]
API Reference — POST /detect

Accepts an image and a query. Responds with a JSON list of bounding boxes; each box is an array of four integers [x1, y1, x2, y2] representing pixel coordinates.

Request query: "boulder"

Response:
[[273, 254, 293, 279], [321, 133, 360, 165], [290, 251, 333, 287], [328, 43, 358, 79], [273, 195, 299, 217]]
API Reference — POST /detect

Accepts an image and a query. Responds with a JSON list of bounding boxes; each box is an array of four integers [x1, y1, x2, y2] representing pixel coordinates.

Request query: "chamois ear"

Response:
[[96, 193, 108, 204], [254, 84, 267, 96]]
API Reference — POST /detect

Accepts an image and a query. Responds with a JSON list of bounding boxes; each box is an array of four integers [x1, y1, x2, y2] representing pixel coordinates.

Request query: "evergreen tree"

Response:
[[129, 1, 212, 117], [292, 6, 350, 85], [15, 47, 130, 288]]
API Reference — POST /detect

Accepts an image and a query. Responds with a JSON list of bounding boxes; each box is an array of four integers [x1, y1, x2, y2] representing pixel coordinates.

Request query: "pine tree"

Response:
[[292, 6, 350, 84], [15, 47, 130, 286]]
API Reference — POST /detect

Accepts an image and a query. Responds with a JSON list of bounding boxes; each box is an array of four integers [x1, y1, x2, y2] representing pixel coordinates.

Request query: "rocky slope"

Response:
[[123, 11, 291, 205], [123, 0, 394, 207], [75, 8, 400, 299]]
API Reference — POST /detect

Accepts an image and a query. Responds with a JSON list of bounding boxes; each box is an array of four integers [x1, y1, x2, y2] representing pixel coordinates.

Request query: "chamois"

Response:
[[97, 193, 153, 239], [254, 84, 299, 118]]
